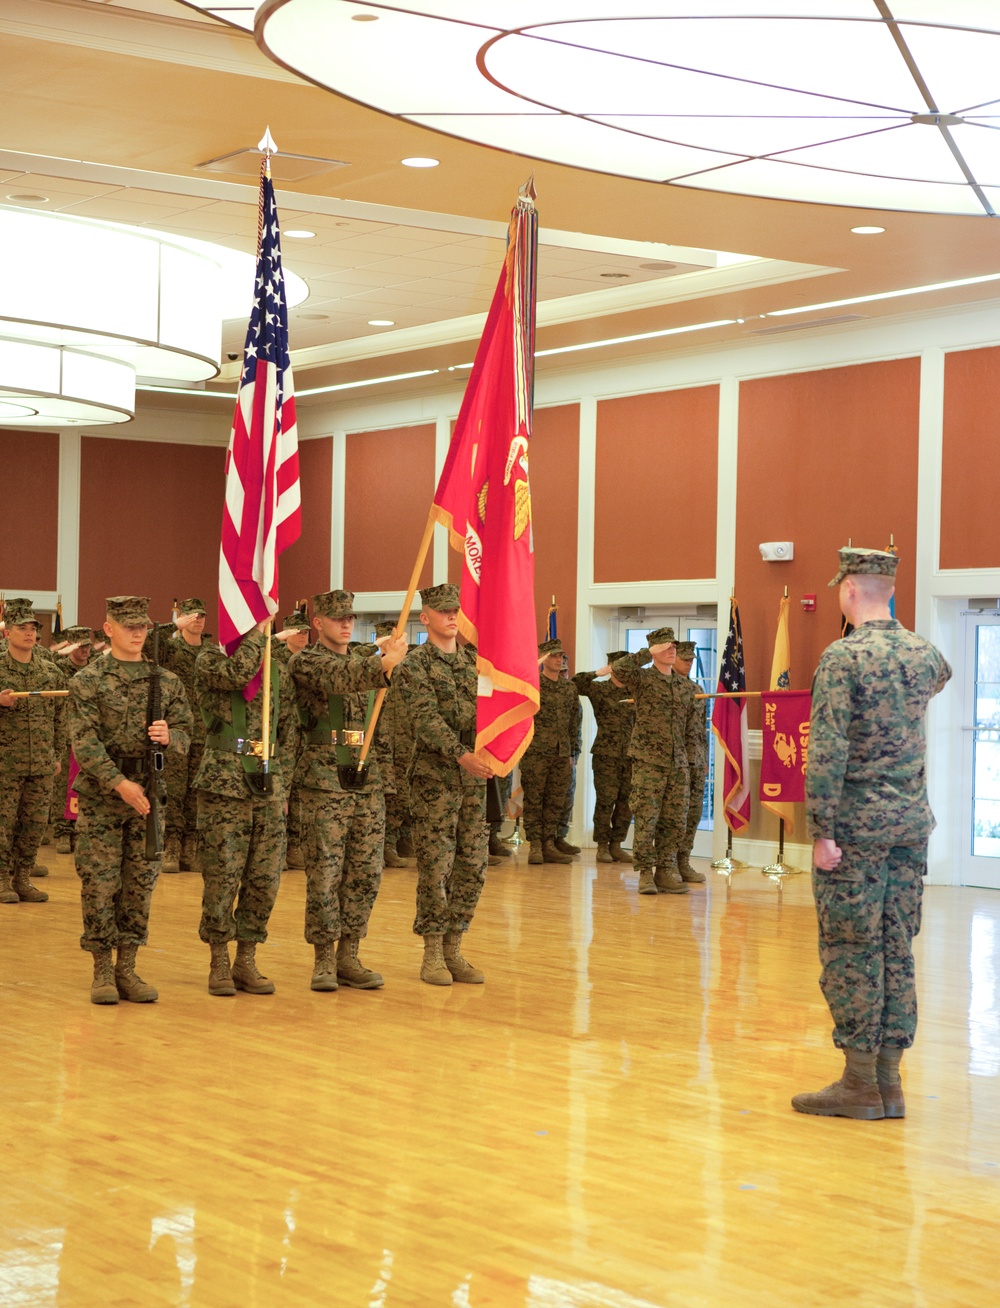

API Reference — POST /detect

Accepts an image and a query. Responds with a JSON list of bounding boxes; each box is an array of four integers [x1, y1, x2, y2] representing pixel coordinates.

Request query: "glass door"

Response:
[[961, 612, 1000, 890]]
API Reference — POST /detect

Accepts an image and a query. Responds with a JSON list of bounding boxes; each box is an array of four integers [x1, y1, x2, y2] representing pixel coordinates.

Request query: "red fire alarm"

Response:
[[801, 593, 817, 612]]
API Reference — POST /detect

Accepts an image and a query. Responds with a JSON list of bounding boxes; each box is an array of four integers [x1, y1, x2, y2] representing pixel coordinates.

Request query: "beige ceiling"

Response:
[[4, 0, 1000, 412]]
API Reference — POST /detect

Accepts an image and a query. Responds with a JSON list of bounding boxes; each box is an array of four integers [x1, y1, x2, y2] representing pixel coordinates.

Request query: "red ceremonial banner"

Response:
[[759, 690, 812, 831], [63, 752, 80, 822]]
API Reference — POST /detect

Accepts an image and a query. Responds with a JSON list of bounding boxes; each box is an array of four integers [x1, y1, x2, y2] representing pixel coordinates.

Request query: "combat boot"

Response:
[[420, 934, 452, 986], [160, 837, 181, 874], [310, 943, 338, 991], [877, 1047, 906, 1118], [33, 862, 49, 877], [596, 843, 613, 863], [488, 833, 512, 858], [654, 863, 689, 895], [443, 931, 484, 983], [179, 834, 201, 873], [41, 829, 51, 845], [678, 853, 706, 883], [554, 836, 580, 856], [208, 942, 236, 997], [528, 841, 544, 865], [791, 1050, 885, 1120], [90, 949, 119, 1005], [14, 872, 49, 902], [336, 936, 384, 989], [115, 942, 158, 1003], [0, 873, 21, 904], [232, 940, 275, 994], [56, 835, 73, 855], [383, 841, 408, 869], [609, 842, 633, 864], [637, 868, 657, 895], [543, 840, 573, 865], [396, 833, 415, 858], [284, 844, 305, 870]]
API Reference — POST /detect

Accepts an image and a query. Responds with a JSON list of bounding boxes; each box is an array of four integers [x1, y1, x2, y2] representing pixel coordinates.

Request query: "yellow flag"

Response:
[[762, 595, 796, 831]]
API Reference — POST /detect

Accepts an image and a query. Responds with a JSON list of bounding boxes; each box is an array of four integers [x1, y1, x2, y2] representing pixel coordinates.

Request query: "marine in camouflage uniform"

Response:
[[0, 598, 66, 905], [273, 608, 311, 869], [572, 650, 635, 865], [291, 591, 407, 992], [793, 548, 951, 1122], [520, 638, 581, 865], [557, 668, 583, 848], [397, 583, 491, 986], [50, 625, 95, 854], [374, 619, 416, 869], [193, 624, 297, 997], [612, 628, 703, 896], [672, 641, 708, 884], [69, 596, 192, 1005], [146, 598, 210, 873]]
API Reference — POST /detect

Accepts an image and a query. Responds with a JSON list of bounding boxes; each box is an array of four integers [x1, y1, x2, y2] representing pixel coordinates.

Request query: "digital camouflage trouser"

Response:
[[166, 741, 205, 845], [591, 755, 632, 845], [76, 791, 161, 952], [519, 751, 572, 843], [410, 770, 487, 936], [813, 840, 925, 1053], [679, 766, 707, 858], [300, 787, 384, 944], [630, 761, 690, 872], [197, 789, 283, 945], [1, 771, 54, 878]]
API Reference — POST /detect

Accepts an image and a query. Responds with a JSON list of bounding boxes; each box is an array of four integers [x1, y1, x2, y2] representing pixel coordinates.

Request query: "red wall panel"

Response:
[[0, 429, 59, 590], [531, 405, 580, 667], [941, 346, 1000, 569], [280, 436, 332, 611]]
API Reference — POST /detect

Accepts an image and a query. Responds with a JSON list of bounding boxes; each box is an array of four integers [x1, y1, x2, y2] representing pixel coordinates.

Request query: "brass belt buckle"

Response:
[[245, 739, 265, 759], [340, 730, 365, 747]]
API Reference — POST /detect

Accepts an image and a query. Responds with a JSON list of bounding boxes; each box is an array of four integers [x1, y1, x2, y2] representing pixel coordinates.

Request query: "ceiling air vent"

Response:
[[749, 314, 865, 335], [196, 149, 348, 181]]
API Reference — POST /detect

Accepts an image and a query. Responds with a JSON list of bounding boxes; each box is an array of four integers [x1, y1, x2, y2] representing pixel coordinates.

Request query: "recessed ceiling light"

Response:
[[351, 11, 379, 19], [368, 319, 395, 327], [6, 193, 49, 203], [284, 229, 316, 239], [401, 157, 439, 169], [851, 226, 886, 235], [600, 272, 630, 279], [297, 312, 329, 320], [639, 261, 677, 271]]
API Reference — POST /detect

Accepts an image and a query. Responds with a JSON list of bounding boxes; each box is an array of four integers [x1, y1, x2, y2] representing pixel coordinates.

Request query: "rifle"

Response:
[[144, 625, 166, 859]]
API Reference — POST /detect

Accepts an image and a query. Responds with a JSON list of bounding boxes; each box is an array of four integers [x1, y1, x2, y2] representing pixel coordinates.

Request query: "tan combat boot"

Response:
[[609, 842, 633, 864], [396, 833, 415, 858], [310, 943, 339, 991], [443, 931, 484, 983], [179, 834, 201, 873], [383, 841, 408, 869], [596, 843, 613, 863], [654, 863, 689, 895], [677, 854, 706, 883], [488, 833, 512, 858], [33, 862, 49, 877], [554, 836, 580, 856], [56, 835, 73, 855], [0, 872, 22, 904], [160, 837, 181, 874], [877, 1048, 905, 1118], [528, 841, 544, 865], [284, 844, 305, 870], [232, 940, 275, 994], [115, 942, 158, 1003], [791, 1050, 885, 1120], [543, 840, 573, 865], [90, 948, 119, 1005], [208, 942, 236, 997], [14, 871, 49, 902], [420, 934, 452, 986], [637, 868, 657, 895], [336, 936, 384, 989]]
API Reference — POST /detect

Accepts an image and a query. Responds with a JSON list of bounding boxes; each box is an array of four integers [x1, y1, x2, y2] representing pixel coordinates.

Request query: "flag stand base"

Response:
[[762, 861, 804, 881], [711, 856, 748, 874]]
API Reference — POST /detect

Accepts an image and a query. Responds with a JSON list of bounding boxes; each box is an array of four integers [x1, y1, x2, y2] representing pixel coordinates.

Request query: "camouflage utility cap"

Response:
[[828, 547, 899, 587], [314, 590, 356, 619], [538, 637, 565, 656], [178, 597, 207, 616], [374, 620, 397, 637], [675, 641, 696, 659], [282, 610, 311, 631], [647, 626, 677, 647], [606, 650, 628, 663], [61, 625, 92, 644], [106, 595, 152, 627], [420, 583, 460, 611], [3, 597, 41, 627]]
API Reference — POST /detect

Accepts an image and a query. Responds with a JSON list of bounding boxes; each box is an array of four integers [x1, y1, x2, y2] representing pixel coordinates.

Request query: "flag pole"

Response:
[[356, 511, 436, 768], [260, 620, 273, 769]]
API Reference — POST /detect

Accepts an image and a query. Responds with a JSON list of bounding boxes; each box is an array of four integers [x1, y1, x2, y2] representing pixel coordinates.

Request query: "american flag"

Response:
[[218, 158, 300, 658], [711, 597, 751, 832]]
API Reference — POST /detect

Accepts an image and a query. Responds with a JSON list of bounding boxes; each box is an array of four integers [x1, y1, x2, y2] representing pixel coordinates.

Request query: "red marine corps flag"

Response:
[[431, 182, 540, 772], [712, 597, 751, 833], [218, 133, 301, 668]]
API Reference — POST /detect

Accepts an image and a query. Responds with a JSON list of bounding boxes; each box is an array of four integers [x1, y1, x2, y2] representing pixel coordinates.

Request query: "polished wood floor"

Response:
[[1, 842, 998, 1307]]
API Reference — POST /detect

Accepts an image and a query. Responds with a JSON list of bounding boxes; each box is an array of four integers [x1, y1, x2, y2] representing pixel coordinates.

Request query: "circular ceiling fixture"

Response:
[[252, 1, 1000, 216]]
